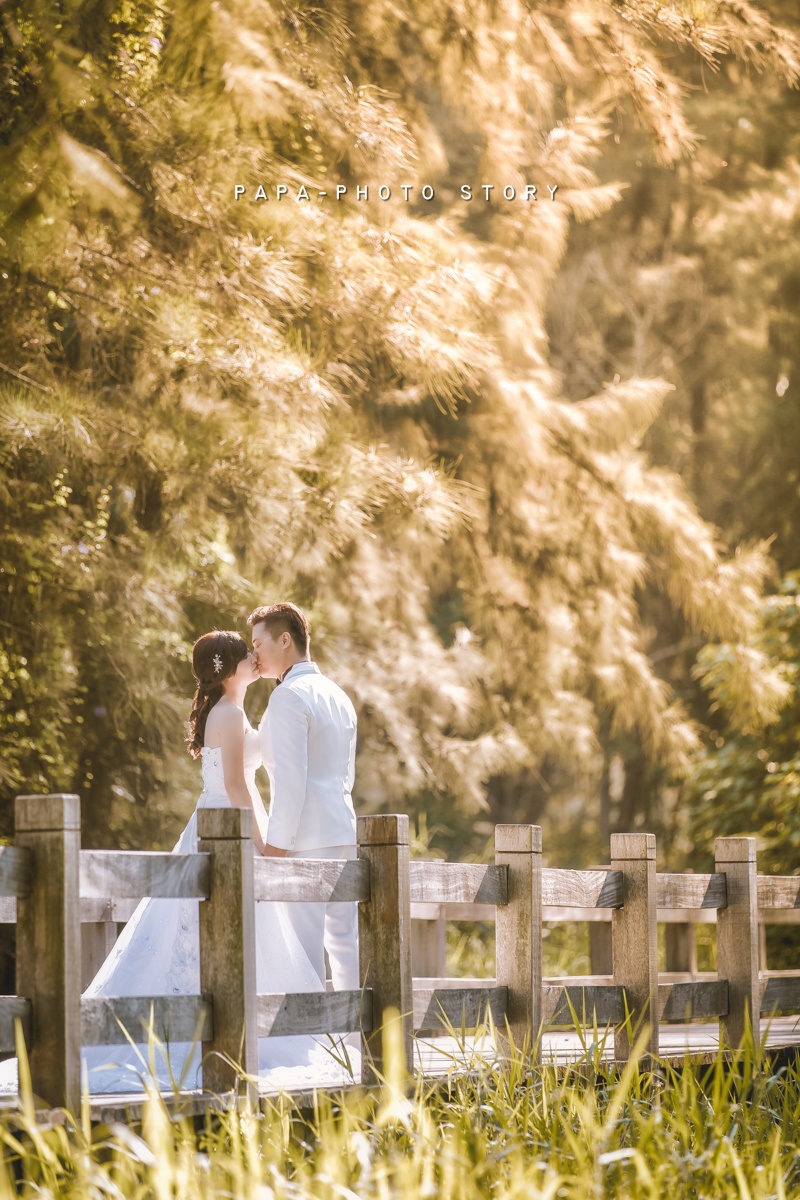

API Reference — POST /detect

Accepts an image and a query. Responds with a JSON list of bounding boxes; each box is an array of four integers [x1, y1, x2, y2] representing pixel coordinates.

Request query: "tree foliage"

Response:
[[546, 1, 800, 857], [688, 574, 800, 875], [1, 0, 798, 856]]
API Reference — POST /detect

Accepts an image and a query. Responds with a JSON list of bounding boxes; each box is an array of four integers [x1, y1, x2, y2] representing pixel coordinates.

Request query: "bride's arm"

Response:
[[219, 711, 268, 854]]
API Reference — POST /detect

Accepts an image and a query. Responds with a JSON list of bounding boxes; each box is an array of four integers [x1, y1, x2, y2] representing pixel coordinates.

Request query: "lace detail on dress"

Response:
[[199, 724, 262, 804]]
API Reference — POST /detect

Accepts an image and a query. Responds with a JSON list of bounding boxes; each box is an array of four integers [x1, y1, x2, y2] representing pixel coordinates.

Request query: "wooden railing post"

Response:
[[411, 912, 446, 977], [15, 793, 81, 1110], [589, 920, 613, 976], [357, 814, 412, 1085], [665, 922, 696, 976], [715, 836, 759, 1047], [611, 833, 658, 1062], [81, 917, 118, 990], [495, 825, 542, 1059], [198, 807, 258, 1097]]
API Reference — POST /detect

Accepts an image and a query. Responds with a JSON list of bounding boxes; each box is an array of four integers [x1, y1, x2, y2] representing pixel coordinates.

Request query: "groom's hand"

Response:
[[262, 842, 288, 857]]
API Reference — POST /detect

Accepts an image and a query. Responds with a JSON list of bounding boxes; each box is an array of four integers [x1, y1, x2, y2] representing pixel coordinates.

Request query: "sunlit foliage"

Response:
[[0, 0, 797, 853]]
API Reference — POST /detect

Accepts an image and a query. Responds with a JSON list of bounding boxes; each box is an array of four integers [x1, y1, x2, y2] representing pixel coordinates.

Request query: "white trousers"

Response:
[[285, 844, 360, 991]]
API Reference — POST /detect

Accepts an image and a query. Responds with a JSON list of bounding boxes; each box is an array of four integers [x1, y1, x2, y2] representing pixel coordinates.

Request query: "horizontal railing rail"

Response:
[[413, 984, 507, 1033], [81, 995, 213, 1046], [0, 997, 32, 1053], [252, 858, 370, 903], [757, 877, 800, 908], [760, 974, 800, 1014], [257, 989, 372, 1037], [80, 850, 211, 900], [656, 873, 728, 909], [658, 980, 729, 1021], [541, 983, 625, 1026], [409, 861, 507, 905], [541, 868, 623, 908]]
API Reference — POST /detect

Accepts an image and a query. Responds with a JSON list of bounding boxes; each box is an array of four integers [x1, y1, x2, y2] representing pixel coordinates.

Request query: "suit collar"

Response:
[[279, 660, 319, 683]]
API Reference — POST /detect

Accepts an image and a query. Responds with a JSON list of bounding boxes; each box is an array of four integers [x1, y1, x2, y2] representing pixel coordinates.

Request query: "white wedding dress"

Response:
[[0, 726, 359, 1096]]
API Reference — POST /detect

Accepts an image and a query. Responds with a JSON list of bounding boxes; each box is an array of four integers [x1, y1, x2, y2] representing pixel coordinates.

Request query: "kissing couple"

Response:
[[0, 602, 361, 1097]]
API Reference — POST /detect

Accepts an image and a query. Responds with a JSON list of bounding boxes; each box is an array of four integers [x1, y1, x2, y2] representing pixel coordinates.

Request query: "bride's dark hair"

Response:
[[187, 630, 249, 759]]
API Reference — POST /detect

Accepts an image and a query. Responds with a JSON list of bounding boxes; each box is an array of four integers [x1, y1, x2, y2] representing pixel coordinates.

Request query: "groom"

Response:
[[247, 602, 359, 991]]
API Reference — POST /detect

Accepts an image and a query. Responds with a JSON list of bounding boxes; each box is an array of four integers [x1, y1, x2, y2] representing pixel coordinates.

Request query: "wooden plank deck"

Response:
[[3, 1017, 800, 1124], [415, 1015, 800, 1072]]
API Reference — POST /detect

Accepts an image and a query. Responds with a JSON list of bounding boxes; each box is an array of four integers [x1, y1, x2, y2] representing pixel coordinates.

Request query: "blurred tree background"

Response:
[[0, 0, 798, 868]]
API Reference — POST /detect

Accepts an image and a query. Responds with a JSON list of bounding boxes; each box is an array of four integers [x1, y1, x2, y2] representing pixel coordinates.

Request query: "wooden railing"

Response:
[[2, 795, 800, 1110], [411, 873, 800, 979]]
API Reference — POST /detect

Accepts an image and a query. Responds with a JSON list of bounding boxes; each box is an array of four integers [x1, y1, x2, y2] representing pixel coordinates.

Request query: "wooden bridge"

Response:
[[2, 793, 800, 1116]]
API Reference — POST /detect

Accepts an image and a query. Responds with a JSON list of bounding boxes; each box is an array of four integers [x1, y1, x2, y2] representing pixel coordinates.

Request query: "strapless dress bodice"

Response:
[[198, 723, 262, 807]]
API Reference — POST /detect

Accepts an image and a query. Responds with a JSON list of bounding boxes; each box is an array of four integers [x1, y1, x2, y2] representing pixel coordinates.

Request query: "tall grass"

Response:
[[1, 1017, 799, 1198]]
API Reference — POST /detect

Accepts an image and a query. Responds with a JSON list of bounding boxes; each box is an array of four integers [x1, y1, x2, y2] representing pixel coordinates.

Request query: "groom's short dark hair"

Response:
[[247, 602, 311, 655]]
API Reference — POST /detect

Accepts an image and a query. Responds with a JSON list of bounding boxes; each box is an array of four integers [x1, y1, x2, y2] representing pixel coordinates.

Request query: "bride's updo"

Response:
[[186, 630, 249, 758]]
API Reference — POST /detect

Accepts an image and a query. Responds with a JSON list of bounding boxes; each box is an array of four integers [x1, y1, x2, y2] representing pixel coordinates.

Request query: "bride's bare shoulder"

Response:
[[203, 700, 246, 747]]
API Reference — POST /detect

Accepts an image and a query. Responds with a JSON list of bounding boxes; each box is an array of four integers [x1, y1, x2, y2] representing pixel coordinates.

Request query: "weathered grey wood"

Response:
[[79, 897, 139, 923], [15, 794, 82, 1110], [411, 901, 496, 921], [358, 814, 409, 846], [81, 920, 119, 990], [757, 876, 800, 909], [257, 989, 373, 1037], [15, 795, 81, 833], [11, 888, 797, 929], [80, 850, 210, 900], [543, 974, 619, 985], [542, 984, 625, 1026], [715, 837, 760, 1047], [198, 807, 258, 1097], [413, 985, 507, 1033], [0, 997, 32, 1053], [545, 905, 614, 923], [0, 845, 31, 898], [409, 861, 508, 906], [589, 922, 613, 975], [665, 922, 697, 975], [546, 906, 718, 924], [541, 869, 624, 908], [610, 833, 651, 859], [0, 897, 144, 924], [611, 832, 659, 1061], [252, 857, 369, 903], [33, 1012, 800, 1123], [0, 896, 141, 924], [658, 980, 728, 1021], [757, 908, 800, 925], [495, 825, 542, 1059], [414, 975, 499, 989], [81, 996, 212, 1046], [657, 873, 727, 910], [760, 974, 800, 1015], [411, 918, 447, 977], [412, 901, 728, 924], [357, 814, 413, 1084]]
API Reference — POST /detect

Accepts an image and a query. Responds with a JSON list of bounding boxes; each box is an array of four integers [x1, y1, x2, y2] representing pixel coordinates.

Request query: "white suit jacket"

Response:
[[258, 661, 358, 852]]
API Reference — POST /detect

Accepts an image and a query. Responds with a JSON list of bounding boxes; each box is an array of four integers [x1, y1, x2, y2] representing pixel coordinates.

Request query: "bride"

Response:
[[2, 630, 359, 1097]]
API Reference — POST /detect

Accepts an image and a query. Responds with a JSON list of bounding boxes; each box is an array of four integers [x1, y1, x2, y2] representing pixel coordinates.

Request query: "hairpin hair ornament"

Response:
[[212, 653, 223, 674]]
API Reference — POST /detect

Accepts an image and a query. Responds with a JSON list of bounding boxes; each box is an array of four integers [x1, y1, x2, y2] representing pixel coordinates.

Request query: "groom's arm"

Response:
[[263, 687, 309, 852]]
